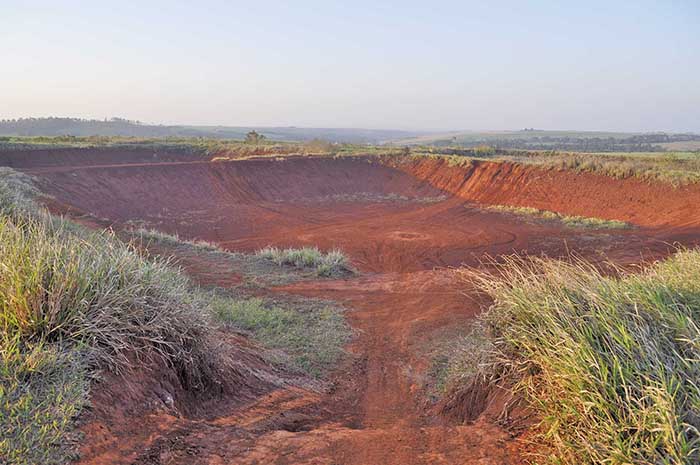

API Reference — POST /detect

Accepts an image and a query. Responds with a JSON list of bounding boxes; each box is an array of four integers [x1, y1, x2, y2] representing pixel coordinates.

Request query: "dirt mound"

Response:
[[3, 148, 700, 464]]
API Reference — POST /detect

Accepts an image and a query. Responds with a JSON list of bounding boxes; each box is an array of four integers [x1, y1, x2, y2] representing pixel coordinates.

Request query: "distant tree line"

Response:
[[432, 134, 700, 152], [0, 117, 422, 144], [0, 117, 180, 138]]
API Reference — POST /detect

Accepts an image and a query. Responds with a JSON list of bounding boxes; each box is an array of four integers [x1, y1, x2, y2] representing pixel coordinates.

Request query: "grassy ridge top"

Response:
[[391, 129, 700, 152], [1, 136, 699, 186]]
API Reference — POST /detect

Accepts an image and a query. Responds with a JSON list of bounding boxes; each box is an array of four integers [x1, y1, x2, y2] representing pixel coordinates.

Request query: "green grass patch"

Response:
[[0, 218, 215, 379], [211, 295, 351, 378], [0, 217, 221, 464], [1, 338, 89, 465], [455, 251, 700, 464], [484, 204, 630, 229]]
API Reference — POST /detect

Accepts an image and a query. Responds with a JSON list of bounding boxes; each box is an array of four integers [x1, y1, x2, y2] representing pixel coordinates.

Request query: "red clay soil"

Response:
[[387, 157, 700, 229], [6, 150, 700, 464]]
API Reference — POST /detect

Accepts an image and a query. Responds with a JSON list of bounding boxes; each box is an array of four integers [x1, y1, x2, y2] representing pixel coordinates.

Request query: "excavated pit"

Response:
[[4, 148, 700, 465]]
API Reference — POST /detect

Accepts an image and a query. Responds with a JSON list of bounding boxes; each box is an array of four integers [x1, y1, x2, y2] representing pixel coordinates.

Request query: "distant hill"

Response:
[[2, 119, 698, 152], [0, 117, 428, 144]]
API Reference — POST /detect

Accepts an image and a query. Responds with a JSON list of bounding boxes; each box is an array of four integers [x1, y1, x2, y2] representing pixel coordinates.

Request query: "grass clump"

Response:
[[457, 251, 700, 464], [210, 296, 351, 378], [425, 323, 492, 398], [257, 246, 353, 277], [485, 204, 630, 229], [0, 218, 214, 380]]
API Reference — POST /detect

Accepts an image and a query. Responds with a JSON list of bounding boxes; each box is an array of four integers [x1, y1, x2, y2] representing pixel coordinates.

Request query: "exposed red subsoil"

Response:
[[6, 150, 700, 464], [387, 157, 700, 229]]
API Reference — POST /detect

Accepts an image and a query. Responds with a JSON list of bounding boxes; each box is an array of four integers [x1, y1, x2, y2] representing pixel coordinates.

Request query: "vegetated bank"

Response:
[[435, 253, 700, 464], [0, 167, 352, 465], [380, 154, 700, 228]]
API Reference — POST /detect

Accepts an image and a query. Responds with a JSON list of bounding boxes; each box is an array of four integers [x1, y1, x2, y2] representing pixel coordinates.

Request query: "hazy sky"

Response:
[[2, 0, 699, 132]]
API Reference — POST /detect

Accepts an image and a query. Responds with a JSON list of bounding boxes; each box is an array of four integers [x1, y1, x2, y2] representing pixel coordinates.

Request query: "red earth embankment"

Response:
[[14, 150, 700, 230], [30, 156, 441, 218], [385, 157, 700, 228], [0, 147, 208, 168]]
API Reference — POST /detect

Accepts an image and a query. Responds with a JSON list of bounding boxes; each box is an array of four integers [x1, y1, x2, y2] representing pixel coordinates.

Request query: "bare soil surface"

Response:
[[7, 151, 700, 464]]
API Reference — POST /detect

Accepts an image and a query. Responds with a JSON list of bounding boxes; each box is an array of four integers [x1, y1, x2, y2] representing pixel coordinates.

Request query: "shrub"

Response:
[[303, 139, 336, 154]]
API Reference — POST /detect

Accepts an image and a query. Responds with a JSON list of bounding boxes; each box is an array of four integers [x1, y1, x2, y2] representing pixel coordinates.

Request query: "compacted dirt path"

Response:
[[7, 151, 699, 464], [86, 269, 523, 465]]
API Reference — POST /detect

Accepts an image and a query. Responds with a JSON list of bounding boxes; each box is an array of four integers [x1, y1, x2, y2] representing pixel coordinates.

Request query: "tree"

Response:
[[245, 130, 265, 144]]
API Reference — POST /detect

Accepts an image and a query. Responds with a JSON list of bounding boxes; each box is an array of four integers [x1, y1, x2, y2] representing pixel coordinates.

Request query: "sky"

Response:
[[1, 0, 699, 132]]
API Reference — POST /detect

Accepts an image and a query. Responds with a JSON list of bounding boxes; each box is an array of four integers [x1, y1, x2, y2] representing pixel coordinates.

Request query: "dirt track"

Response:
[[7, 150, 700, 464]]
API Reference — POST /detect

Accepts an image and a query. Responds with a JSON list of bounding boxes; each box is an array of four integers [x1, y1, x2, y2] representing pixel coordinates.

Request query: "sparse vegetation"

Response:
[[2, 135, 698, 185], [132, 228, 355, 283], [303, 138, 336, 154], [211, 295, 351, 377], [484, 204, 630, 229], [393, 129, 700, 153], [424, 324, 491, 400], [0, 167, 41, 218], [133, 227, 221, 252], [451, 252, 700, 464], [257, 246, 353, 277], [285, 192, 448, 204]]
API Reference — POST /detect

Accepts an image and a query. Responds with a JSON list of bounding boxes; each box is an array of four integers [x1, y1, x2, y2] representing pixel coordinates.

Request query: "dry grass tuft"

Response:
[[256, 246, 354, 277]]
